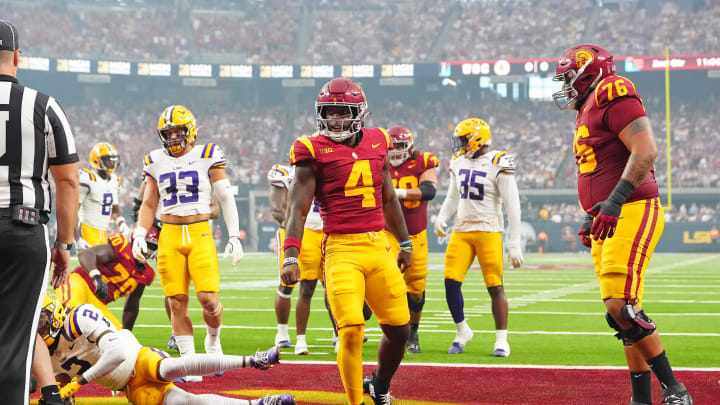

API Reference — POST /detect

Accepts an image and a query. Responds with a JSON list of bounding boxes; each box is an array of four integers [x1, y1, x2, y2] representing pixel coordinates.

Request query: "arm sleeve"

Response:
[[212, 178, 240, 238], [602, 96, 647, 134], [80, 332, 125, 382], [436, 171, 459, 225], [498, 173, 522, 249], [45, 97, 79, 165]]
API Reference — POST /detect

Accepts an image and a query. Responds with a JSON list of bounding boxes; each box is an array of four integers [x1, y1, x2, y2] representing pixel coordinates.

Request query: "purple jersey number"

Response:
[[159, 170, 199, 207], [458, 169, 487, 201]]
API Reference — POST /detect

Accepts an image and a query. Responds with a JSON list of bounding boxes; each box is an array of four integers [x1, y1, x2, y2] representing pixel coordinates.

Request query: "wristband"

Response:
[[282, 237, 302, 252], [53, 240, 72, 251], [282, 257, 299, 268], [394, 188, 407, 199], [89, 269, 101, 278], [398, 240, 412, 247], [398, 239, 413, 253], [608, 179, 636, 205]]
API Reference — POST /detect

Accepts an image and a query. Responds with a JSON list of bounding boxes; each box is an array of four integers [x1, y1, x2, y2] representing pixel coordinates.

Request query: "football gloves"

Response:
[[75, 238, 91, 251], [508, 246, 523, 268], [132, 227, 148, 263], [434, 220, 448, 237], [90, 270, 109, 300], [590, 179, 635, 241], [224, 236, 244, 266], [59, 377, 82, 399], [578, 213, 594, 248], [115, 216, 128, 235]]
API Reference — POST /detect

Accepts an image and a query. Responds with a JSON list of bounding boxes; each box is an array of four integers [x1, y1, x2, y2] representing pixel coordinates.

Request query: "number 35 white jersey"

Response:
[[51, 304, 142, 391], [78, 169, 120, 230], [448, 150, 517, 233], [143, 143, 227, 217]]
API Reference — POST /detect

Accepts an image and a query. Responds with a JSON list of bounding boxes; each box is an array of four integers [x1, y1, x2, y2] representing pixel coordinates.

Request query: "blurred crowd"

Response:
[[4, 0, 718, 63]]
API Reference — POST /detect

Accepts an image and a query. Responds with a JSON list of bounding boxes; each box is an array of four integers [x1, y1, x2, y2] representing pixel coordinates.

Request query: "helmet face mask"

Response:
[[38, 294, 67, 347], [158, 105, 197, 155], [315, 78, 368, 143], [388, 126, 414, 167], [453, 118, 491, 158], [552, 44, 615, 110], [89, 142, 119, 176]]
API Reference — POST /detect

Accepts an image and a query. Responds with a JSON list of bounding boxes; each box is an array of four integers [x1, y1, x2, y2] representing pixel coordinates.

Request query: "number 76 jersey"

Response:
[[449, 151, 516, 233], [143, 143, 227, 217]]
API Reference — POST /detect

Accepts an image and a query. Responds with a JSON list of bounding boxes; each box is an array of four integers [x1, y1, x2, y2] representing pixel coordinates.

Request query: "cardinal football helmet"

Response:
[[89, 142, 119, 175], [315, 78, 368, 142], [38, 293, 68, 347], [552, 44, 616, 110], [144, 222, 161, 260], [388, 126, 414, 167], [453, 118, 491, 157], [158, 105, 197, 155]]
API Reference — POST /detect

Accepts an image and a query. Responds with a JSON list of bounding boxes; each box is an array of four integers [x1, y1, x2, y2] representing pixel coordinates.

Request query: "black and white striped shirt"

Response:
[[0, 74, 78, 212]]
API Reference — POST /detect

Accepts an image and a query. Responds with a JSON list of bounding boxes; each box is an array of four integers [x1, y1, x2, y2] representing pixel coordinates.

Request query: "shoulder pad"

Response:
[[79, 168, 96, 183], [378, 127, 391, 148], [267, 164, 293, 189], [491, 151, 516, 168], [64, 304, 105, 340], [200, 143, 224, 159], [422, 152, 440, 169], [593, 76, 642, 109], [290, 136, 316, 165], [116, 175, 121, 187], [143, 151, 156, 167]]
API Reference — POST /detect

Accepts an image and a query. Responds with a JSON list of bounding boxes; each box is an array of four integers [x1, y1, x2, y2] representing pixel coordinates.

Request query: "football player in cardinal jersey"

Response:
[[37, 296, 295, 405], [553, 44, 691, 405], [267, 162, 334, 355], [434, 118, 523, 357], [134, 105, 245, 382], [282, 78, 411, 405], [76, 142, 126, 249], [56, 223, 159, 330], [385, 126, 439, 354]]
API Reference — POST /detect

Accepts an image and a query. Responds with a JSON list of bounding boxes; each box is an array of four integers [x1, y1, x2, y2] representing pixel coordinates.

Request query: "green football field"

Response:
[[106, 252, 720, 369]]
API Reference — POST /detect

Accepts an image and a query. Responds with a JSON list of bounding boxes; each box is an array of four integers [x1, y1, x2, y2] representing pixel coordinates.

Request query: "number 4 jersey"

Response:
[[575, 75, 658, 212], [143, 143, 227, 216], [448, 151, 516, 232]]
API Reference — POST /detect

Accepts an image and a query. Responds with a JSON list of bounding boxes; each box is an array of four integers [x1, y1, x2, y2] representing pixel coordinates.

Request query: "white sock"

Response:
[[495, 329, 508, 345], [455, 320, 469, 334], [206, 326, 221, 348], [175, 335, 196, 357], [296, 334, 306, 345], [277, 324, 289, 337], [158, 353, 250, 381]]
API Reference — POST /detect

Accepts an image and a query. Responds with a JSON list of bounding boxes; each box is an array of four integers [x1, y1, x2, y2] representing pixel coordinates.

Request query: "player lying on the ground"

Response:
[[38, 295, 295, 405]]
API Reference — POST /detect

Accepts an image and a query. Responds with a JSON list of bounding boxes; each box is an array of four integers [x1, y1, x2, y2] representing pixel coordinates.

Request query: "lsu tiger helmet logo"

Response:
[[38, 293, 69, 347], [157, 105, 197, 155], [552, 44, 615, 110], [89, 142, 119, 176], [453, 118, 491, 158]]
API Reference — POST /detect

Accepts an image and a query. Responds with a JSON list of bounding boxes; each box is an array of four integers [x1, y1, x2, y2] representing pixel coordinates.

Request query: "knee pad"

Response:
[[276, 286, 293, 299], [203, 302, 223, 317], [407, 291, 425, 313], [606, 309, 656, 346]]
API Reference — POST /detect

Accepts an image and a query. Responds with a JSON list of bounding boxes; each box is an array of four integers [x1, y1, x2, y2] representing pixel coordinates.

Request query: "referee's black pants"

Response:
[[0, 218, 49, 405]]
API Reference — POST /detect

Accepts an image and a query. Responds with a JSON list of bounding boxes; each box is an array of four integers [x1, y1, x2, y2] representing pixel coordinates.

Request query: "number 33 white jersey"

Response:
[[143, 143, 227, 217], [446, 150, 518, 233]]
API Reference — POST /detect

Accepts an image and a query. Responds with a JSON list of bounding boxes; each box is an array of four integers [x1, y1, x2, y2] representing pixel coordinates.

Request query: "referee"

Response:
[[0, 20, 79, 405]]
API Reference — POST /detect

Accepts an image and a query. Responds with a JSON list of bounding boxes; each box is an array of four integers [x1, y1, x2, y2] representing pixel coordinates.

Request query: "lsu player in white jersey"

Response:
[[133, 105, 245, 382], [37, 295, 295, 405], [267, 163, 331, 355], [434, 118, 523, 357], [76, 142, 127, 248]]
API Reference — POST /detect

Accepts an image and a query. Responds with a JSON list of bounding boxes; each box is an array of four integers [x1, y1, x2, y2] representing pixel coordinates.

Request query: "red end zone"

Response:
[[31, 362, 719, 404]]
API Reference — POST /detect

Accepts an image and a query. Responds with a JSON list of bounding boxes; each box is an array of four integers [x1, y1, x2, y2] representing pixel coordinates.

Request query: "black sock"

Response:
[[410, 323, 419, 334], [647, 350, 678, 389], [373, 373, 390, 394], [630, 370, 652, 404], [40, 384, 62, 402]]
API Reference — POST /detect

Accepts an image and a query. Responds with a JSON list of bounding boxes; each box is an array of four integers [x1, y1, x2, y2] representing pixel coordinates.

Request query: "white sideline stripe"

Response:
[[130, 324, 720, 337], [281, 360, 720, 372]]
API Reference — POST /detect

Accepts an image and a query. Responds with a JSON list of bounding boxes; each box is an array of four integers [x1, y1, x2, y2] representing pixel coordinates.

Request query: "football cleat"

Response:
[[448, 342, 466, 354], [630, 400, 651, 405], [448, 325, 473, 354], [204, 334, 225, 376], [363, 373, 394, 405], [257, 393, 296, 405], [249, 346, 281, 370], [493, 342, 510, 357], [275, 332, 291, 348], [661, 383, 693, 405], [167, 333, 178, 351], [406, 331, 421, 354], [294, 340, 309, 355]]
